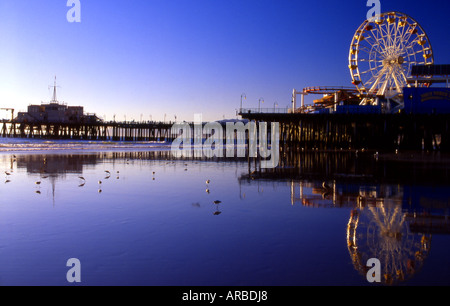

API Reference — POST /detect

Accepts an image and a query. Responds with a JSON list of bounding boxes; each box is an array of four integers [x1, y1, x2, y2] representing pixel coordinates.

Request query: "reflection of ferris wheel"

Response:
[[349, 12, 434, 104], [347, 204, 431, 285]]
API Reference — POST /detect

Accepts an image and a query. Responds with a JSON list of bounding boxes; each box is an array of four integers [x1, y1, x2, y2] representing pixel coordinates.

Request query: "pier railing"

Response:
[[239, 108, 291, 114]]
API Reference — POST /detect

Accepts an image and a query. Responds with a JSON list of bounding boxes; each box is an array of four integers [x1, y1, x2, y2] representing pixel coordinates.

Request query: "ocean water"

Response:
[[0, 138, 449, 286]]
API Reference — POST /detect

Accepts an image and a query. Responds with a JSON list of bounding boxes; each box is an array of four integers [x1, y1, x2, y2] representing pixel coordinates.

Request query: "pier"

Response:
[[0, 120, 175, 142], [3, 112, 450, 153], [239, 111, 450, 152]]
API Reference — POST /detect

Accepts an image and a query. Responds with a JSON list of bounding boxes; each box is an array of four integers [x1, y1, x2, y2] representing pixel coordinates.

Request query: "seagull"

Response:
[[35, 181, 41, 185], [79, 176, 86, 181], [213, 200, 222, 205], [206, 180, 211, 185]]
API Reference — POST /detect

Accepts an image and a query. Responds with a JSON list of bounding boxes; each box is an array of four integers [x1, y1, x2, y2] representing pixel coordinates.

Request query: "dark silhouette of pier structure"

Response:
[[239, 111, 450, 152], [2, 111, 450, 152], [0, 120, 176, 142]]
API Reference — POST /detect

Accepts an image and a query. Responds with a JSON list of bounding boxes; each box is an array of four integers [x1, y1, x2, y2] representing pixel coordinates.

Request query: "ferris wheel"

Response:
[[349, 12, 434, 106]]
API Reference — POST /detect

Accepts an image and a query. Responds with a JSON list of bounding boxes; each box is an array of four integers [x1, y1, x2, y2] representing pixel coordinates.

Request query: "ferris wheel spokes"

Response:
[[349, 11, 434, 107]]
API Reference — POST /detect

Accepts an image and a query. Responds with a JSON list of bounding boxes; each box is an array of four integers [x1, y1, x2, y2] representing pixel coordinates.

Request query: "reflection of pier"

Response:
[[244, 151, 450, 187], [407, 213, 450, 234], [290, 181, 404, 209], [9, 151, 179, 175], [239, 151, 450, 285], [16, 154, 95, 175]]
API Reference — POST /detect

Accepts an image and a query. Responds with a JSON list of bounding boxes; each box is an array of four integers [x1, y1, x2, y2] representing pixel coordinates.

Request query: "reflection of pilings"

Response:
[[407, 213, 450, 234], [245, 150, 450, 187], [8, 150, 252, 183]]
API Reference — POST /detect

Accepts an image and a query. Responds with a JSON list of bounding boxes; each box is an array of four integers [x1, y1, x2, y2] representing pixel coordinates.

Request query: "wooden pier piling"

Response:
[[0, 121, 176, 142], [240, 113, 450, 152]]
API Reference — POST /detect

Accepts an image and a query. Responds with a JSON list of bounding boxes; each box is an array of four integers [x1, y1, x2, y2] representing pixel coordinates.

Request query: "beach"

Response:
[[0, 139, 449, 286]]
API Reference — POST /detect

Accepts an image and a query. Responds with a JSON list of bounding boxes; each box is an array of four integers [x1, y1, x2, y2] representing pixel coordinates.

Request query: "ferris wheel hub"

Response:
[[383, 56, 405, 67]]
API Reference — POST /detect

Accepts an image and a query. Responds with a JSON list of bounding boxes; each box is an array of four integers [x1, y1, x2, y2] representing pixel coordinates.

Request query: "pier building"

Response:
[[14, 77, 100, 124]]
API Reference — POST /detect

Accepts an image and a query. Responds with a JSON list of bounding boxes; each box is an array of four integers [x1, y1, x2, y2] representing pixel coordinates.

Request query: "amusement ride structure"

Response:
[[292, 12, 437, 114]]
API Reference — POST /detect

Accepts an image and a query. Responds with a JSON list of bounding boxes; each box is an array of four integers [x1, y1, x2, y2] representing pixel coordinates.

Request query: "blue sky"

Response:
[[0, 0, 449, 122]]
